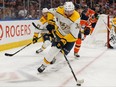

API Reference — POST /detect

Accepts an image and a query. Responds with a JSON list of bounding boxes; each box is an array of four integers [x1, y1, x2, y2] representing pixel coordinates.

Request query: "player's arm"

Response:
[[32, 16, 47, 44], [46, 11, 57, 38]]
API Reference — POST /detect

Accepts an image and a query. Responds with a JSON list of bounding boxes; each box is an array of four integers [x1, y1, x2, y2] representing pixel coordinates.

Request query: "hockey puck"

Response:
[[77, 84, 81, 86]]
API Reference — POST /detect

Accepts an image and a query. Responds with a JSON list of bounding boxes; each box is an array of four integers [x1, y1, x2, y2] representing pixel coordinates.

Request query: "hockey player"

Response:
[[37, 2, 81, 73], [74, 7, 98, 57], [32, 8, 53, 54], [109, 15, 116, 48], [80, 6, 98, 34], [74, 20, 90, 57]]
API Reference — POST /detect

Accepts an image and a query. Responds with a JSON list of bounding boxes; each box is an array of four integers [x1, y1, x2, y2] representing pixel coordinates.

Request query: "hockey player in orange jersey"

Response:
[[82, 6, 98, 34], [87, 8, 98, 34], [74, 6, 98, 57], [74, 20, 91, 57]]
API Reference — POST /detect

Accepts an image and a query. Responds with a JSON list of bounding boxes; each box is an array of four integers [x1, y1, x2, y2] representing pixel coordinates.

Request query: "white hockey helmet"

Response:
[[64, 2, 75, 11], [42, 8, 48, 13]]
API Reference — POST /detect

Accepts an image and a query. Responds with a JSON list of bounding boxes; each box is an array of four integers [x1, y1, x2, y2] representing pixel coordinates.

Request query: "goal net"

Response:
[[82, 14, 110, 48]]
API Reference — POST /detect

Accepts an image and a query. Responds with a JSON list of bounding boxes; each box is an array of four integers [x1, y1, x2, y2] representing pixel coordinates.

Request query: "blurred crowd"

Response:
[[75, 0, 116, 17], [0, 0, 116, 20]]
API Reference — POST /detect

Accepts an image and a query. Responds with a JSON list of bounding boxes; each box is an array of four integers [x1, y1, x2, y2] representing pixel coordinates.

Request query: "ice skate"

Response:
[[109, 44, 114, 49], [74, 52, 80, 57], [50, 58, 56, 64], [36, 48, 43, 54], [37, 64, 47, 73]]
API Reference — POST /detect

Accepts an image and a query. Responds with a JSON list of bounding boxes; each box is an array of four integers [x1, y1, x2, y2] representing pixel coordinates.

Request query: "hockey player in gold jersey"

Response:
[[37, 2, 81, 73], [32, 8, 48, 44], [32, 8, 54, 54]]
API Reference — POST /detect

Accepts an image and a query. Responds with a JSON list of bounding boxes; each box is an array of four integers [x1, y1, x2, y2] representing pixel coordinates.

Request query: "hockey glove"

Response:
[[84, 27, 90, 35], [32, 33, 38, 44], [48, 33, 54, 38], [46, 20, 55, 33], [56, 38, 67, 49], [46, 24, 55, 33]]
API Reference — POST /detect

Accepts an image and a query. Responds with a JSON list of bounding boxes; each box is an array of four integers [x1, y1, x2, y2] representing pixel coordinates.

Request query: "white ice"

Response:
[[0, 39, 116, 87]]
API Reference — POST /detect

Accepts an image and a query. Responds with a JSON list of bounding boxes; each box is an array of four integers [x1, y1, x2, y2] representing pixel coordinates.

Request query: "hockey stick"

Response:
[[63, 54, 84, 86], [102, 19, 116, 35], [5, 35, 44, 57], [5, 43, 32, 56], [102, 18, 112, 32], [32, 22, 46, 30]]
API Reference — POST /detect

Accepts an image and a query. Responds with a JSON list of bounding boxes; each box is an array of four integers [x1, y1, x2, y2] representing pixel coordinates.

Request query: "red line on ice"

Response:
[[59, 49, 107, 87]]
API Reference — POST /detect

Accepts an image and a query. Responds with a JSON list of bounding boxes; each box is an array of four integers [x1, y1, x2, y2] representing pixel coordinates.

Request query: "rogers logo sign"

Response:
[[0, 24, 4, 40], [0, 23, 32, 41], [5, 24, 31, 38]]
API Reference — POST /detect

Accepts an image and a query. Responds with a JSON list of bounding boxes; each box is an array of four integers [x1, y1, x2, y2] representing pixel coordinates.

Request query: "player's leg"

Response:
[[36, 33, 51, 53], [74, 38, 81, 57], [37, 41, 75, 73]]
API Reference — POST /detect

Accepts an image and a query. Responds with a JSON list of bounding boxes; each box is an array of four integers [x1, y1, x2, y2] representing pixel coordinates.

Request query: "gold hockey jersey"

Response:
[[34, 15, 48, 33], [47, 7, 80, 42], [112, 17, 116, 26]]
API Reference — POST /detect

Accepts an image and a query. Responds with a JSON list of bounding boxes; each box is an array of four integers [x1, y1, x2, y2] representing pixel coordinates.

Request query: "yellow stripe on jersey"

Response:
[[39, 16, 47, 24], [47, 12, 54, 23], [112, 18, 116, 25], [55, 28, 77, 42], [55, 28, 64, 38], [69, 10, 80, 22], [63, 33, 77, 42], [56, 7, 66, 17], [34, 32, 38, 37]]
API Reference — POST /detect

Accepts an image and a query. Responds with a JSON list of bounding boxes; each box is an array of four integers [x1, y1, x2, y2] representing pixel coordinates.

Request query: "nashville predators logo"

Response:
[[59, 21, 70, 30]]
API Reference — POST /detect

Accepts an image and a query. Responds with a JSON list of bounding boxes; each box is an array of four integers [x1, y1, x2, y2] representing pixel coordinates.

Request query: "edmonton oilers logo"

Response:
[[0, 24, 3, 40]]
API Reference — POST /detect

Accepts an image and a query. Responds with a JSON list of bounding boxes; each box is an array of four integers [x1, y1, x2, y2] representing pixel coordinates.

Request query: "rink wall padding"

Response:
[[0, 38, 42, 51], [0, 20, 42, 51]]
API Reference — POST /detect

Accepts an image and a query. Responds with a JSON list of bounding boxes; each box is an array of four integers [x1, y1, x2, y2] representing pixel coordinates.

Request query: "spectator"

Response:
[[0, 0, 116, 20], [18, 5, 27, 19]]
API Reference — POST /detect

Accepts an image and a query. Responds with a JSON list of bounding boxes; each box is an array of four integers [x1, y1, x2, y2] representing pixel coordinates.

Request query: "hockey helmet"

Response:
[[64, 2, 75, 16], [42, 8, 48, 13], [64, 2, 75, 11]]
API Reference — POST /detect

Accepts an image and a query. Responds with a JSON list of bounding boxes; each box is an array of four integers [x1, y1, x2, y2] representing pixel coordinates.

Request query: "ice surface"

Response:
[[0, 41, 116, 87]]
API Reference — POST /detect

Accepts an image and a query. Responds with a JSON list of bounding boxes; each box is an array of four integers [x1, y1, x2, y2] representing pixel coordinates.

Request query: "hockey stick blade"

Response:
[[77, 79, 84, 86], [4, 43, 32, 57], [5, 53, 14, 56], [4, 35, 44, 57]]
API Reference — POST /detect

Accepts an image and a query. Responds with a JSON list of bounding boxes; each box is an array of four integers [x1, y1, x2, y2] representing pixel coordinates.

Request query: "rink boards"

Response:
[[0, 20, 42, 51]]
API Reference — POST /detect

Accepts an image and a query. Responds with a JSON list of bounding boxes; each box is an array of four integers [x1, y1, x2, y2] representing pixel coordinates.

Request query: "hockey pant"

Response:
[[41, 33, 51, 50], [42, 38, 75, 66], [90, 22, 96, 34]]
